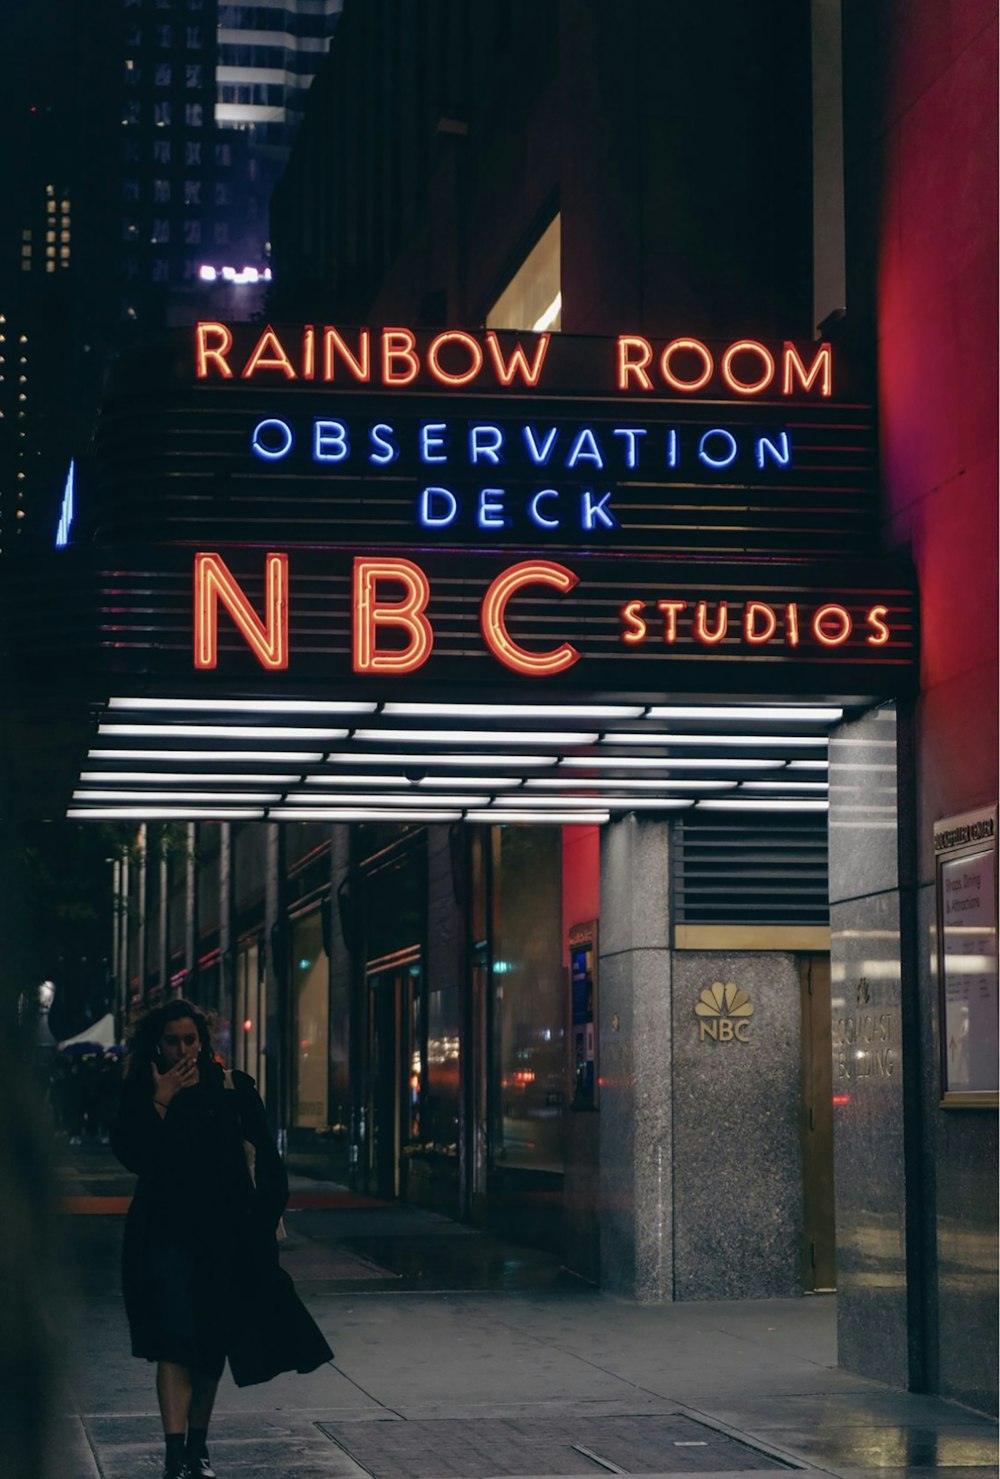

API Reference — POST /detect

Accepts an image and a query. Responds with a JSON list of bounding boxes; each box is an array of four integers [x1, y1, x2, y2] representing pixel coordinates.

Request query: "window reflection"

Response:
[[493, 827, 565, 1172]]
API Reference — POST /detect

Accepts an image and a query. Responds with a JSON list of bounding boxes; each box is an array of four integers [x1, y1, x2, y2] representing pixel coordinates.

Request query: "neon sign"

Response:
[[195, 322, 832, 398], [192, 552, 903, 679]]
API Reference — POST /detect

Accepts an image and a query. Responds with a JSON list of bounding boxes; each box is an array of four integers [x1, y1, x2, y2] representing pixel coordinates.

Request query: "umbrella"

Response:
[[58, 1012, 117, 1051]]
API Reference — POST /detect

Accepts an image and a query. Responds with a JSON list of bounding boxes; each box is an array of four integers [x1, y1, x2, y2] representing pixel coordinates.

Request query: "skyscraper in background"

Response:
[[216, 0, 344, 268], [0, 0, 342, 550]]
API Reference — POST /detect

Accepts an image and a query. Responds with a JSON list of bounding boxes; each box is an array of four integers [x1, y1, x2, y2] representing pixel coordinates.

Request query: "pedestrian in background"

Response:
[[111, 998, 332, 1479]]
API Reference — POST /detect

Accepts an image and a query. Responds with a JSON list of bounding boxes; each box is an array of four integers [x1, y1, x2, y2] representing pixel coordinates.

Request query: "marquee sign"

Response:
[[90, 324, 875, 561], [6, 322, 919, 823]]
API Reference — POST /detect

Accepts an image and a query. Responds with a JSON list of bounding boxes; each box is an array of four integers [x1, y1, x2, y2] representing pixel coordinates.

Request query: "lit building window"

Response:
[[152, 219, 170, 244], [185, 103, 203, 127], [184, 179, 201, 205], [154, 101, 171, 126], [486, 214, 562, 333]]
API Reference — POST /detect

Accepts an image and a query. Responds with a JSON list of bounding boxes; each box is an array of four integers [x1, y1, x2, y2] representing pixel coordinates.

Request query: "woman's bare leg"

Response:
[[155, 1361, 193, 1434], [188, 1373, 219, 1430]]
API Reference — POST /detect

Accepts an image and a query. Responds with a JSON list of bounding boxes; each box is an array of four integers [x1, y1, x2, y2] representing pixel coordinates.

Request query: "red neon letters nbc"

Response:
[[194, 552, 288, 670], [352, 558, 433, 673], [480, 561, 581, 676]]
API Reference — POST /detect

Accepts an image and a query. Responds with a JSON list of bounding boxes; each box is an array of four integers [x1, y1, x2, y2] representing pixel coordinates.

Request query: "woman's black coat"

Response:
[[111, 1061, 332, 1387]]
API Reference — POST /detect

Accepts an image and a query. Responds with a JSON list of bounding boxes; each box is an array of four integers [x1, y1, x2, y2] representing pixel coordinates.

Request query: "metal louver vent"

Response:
[[673, 815, 829, 925]]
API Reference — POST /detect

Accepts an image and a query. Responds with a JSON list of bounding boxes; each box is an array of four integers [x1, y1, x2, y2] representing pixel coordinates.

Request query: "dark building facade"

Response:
[[9, 0, 996, 1420], [270, 2, 998, 1409]]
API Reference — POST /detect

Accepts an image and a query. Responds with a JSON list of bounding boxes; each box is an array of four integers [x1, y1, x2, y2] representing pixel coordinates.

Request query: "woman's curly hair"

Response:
[[124, 998, 214, 1082]]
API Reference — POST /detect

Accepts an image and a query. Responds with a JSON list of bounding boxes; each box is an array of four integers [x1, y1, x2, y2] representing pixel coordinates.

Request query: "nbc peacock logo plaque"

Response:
[[695, 981, 754, 1043]]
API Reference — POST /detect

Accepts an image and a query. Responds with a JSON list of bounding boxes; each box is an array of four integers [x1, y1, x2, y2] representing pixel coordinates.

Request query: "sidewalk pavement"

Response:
[[50, 1143, 997, 1479]]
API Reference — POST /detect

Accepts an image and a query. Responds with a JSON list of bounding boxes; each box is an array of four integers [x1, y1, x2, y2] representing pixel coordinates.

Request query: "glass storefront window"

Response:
[[234, 938, 266, 1101], [492, 826, 566, 1173], [291, 912, 328, 1128], [427, 984, 460, 1158]]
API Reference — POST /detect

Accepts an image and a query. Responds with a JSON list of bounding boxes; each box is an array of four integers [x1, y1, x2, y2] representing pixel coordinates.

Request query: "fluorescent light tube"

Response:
[[327, 753, 557, 767], [285, 792, 489, 807], [607, 733, 826, 747], [277, 809, 462, 822], [380, 703, 645, 720], [73, 791, 282, 804], [99, 724, 349, 741], [67, 807, 266, 820], [560, 756, 784, 770], [79, 772, 301, 785], [524, 778, 734, 791], [696, 799, 829, 811], [647, 705, 842, 723], [352, 728, 599, 746], [465, 810, 609, 824], [91, 750, 326, 764], [108, 698, 376, 715]]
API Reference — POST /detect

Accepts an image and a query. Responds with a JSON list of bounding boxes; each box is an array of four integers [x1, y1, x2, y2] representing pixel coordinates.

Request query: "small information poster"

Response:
[[935, 807, 998, 1105]]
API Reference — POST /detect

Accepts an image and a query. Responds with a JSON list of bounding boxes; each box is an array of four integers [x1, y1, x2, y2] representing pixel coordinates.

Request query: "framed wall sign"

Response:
[[934, 806, 999, 1107]]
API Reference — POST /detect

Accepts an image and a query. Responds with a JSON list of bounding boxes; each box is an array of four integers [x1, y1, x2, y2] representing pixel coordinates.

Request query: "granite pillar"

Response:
[[828, 702, 923, 1388], [598, 816, 673, 1301], [671, 952, 804, 1299]]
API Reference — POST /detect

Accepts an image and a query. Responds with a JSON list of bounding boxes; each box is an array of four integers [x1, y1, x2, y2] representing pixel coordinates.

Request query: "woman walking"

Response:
[[111, 999, 332, 1479]]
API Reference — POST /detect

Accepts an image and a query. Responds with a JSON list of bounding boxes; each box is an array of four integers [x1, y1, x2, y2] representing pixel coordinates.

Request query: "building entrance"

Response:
[[366, 951, 422, 1202]]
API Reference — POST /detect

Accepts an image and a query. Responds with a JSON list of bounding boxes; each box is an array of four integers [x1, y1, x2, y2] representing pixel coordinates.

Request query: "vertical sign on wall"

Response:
[[934, 807, 999, 1106]]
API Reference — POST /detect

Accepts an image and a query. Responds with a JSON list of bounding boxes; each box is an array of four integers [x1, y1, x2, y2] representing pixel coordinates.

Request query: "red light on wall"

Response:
[[193, 551, 288, 670], [832, 1094, 851, 1106], [480, 560, 580, 675], [243, 1018, 253, 1032], [352, 556, 433, 673]]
